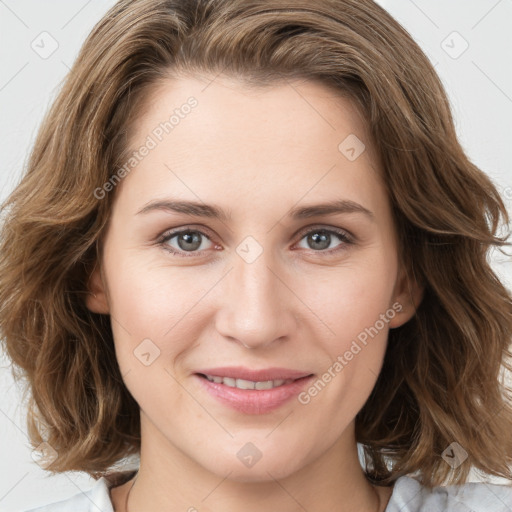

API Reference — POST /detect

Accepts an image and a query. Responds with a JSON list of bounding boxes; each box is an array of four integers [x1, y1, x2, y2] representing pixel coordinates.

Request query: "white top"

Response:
[[24, 471, 512, 512]]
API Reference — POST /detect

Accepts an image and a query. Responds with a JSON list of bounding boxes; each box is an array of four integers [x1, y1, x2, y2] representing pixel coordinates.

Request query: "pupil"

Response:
[[178, 232, 201, 251], [309, 231, 330, 250]]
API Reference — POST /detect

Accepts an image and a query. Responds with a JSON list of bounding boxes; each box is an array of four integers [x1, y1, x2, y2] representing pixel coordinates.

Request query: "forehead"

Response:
[[113, 74, 384, 218], [132, 73, 372, 152]]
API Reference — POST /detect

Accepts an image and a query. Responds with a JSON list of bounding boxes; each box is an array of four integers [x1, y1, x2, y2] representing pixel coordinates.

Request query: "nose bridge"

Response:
[[215, 240, 295, 348], [236, 248, 277, 309]]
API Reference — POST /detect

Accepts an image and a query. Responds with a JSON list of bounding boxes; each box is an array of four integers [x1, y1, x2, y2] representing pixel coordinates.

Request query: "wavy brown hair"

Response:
[[1, 0, 511, 487]]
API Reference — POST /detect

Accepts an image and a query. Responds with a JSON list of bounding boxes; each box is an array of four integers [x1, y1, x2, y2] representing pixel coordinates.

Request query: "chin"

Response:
[[217, 466, 292, 483], [202, 453, 303, 483]]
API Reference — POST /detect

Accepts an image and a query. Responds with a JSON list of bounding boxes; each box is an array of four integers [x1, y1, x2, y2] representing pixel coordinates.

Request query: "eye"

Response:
[[158, 225, 354, 258], [295, 226, 354, 254], [159, 228, 215, 257]]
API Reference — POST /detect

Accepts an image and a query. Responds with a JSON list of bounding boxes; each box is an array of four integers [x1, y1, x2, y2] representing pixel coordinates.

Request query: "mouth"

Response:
[[193, 370, 315, 415], [196, 372, 312, 390]]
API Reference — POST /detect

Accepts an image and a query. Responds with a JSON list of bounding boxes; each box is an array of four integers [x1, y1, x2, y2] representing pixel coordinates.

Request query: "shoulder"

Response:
[[386, 475, 512, 511], [22, 470, 136, 512], [22, 477, 111, 512]]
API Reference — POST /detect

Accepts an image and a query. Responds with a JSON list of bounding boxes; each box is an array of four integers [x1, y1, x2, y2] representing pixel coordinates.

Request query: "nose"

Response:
[[214, 249, 297, 350]]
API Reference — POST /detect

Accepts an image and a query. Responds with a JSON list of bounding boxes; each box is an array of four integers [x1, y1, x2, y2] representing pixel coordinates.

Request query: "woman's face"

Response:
[[87, 75, 420, 481]]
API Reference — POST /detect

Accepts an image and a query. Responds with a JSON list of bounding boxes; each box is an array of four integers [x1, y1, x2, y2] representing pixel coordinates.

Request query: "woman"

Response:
[[1, 0, 511, 511]]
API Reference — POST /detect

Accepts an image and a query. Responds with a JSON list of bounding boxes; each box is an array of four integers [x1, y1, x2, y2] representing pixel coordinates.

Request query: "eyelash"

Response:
[[157, 225, 355, 258]]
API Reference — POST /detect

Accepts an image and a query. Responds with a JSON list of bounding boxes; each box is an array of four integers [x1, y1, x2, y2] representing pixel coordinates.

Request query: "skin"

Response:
[[86, 74, 423, 512]]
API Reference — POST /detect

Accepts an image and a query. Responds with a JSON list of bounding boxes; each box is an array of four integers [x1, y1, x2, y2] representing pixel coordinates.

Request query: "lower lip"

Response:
[[194, 374, 315, 414]]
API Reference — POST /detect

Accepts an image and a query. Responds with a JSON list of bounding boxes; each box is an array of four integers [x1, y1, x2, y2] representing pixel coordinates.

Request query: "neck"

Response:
[[119, 416, 391, 512]]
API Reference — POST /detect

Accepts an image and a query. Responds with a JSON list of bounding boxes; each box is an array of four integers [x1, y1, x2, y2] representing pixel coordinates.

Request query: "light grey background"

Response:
[[0, 1, 511, 510]]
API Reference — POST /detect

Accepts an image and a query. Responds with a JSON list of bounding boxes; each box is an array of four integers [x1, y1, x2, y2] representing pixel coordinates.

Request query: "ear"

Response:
[[388, 264, 424, 329], [85, 261, 110, 314]]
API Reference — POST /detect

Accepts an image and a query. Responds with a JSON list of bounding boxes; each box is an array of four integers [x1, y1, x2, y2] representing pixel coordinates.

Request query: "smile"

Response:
[[201, 374, 295, 390], [194, 372, 315, 414]]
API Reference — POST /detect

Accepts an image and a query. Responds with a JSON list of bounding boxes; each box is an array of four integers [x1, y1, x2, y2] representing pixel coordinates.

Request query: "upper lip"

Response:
[[196, 366, 313, 382]]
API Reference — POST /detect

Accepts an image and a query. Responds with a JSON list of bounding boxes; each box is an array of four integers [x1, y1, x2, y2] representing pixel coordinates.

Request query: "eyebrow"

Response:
[[136, 199, 374, 221]]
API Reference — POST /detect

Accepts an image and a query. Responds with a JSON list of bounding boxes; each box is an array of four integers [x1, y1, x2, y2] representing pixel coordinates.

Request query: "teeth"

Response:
[[223, 377, 236, 387], [235, 378, 256, 390], [255, 380, 276, 390], [203, 374, 293, 389]]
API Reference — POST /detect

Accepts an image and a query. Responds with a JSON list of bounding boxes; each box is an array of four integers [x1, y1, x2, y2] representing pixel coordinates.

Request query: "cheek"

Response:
[[309, 250, 397, 401], [104, 256, 206, 411], [318, 255, 397, 345], [103, 249, 211, 368]]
